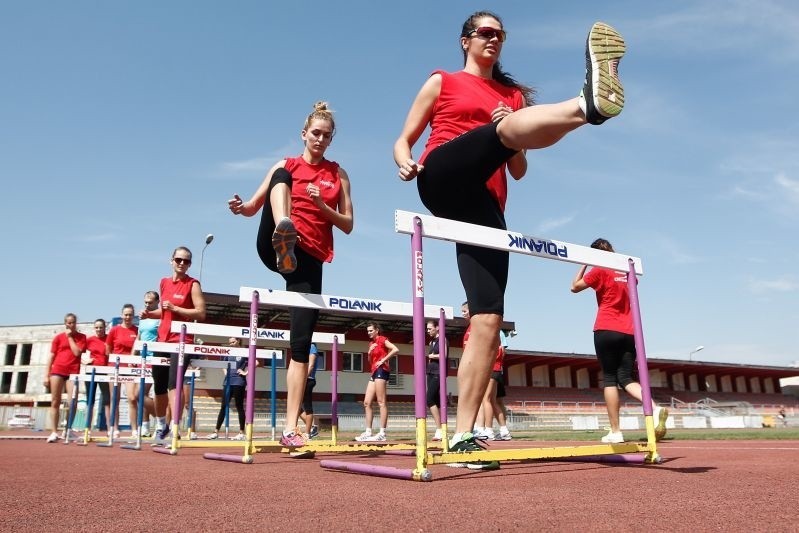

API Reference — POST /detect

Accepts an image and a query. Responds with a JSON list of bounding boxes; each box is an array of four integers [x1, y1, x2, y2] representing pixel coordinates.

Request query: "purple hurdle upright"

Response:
[[627, 260, 662, 463], [321, 215, 433, 482], [205, 290, 260, 464], [437, 309, 449, 452], [331, 335, 339, 443], [154, 326, 187, 455]]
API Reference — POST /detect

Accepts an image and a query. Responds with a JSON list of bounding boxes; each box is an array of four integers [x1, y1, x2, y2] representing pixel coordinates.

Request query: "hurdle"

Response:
[[144, 315, 285, 458], [239, 287, 452, 465], [391, 210, 660, 476], [120, 349, 149, 451]]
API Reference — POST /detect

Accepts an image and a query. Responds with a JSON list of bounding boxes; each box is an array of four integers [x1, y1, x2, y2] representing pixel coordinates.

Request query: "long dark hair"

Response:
[[460, 11, 536, 106]]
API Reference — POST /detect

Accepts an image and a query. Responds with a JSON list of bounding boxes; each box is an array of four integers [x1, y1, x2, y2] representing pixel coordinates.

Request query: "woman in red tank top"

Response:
[[228, 102, 354, 447], [393, 10, 627, 462]]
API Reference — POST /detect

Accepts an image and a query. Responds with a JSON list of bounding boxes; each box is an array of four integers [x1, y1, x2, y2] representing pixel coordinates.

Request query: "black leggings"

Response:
[[151, 353, 195, 395], [256, 167, 323, 364], [418, 121, 516, 315], [594, 330, 637, 388], [216, 384, 245, 431]]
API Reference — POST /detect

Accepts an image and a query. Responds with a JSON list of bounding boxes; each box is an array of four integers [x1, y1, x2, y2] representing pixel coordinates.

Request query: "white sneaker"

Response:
[[140, 425, 151, 438], [432, 429, 442, 442], [601, 430, 624, 444], [46, 432, 59, 443], [207, 432, 219, 440], [354, 430, 372, 442], [482, 428, 496, 440], [189, 432, 198, 440], [496, 430, 512, 441], [230, 432, 245, 441], [473, 428, 489, 441], [365, 433, 386, 442], [112, 430, 120, 440]]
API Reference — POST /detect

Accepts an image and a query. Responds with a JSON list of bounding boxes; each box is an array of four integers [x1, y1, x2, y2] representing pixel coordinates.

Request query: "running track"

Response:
[[1, 437, 796, 532]]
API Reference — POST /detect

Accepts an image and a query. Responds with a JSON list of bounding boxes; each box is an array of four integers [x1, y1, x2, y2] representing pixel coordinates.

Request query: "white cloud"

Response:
[[536, 215, 574, 235], [748, 276, 799, 294]]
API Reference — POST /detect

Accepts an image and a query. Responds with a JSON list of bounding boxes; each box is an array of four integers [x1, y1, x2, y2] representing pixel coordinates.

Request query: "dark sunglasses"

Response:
[[468, 26, 506, 43], [173, 257, 192, 265]]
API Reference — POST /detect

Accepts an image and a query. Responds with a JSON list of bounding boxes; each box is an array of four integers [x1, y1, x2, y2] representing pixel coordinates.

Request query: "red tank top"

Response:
[[157, 275, 198, 343], [368, 335, 391, 373], [421, 70, 524, 212], [284, 156, 341, 263]]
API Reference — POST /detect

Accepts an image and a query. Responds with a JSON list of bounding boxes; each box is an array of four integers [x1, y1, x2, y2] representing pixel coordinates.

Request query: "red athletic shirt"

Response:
[[493, 345, 505, 372], [463, 324, 471, 348], [86, 335, 109, 367], [106, 325, 138, 356], [583, 267, 634, 335], [368, 335, 392, 373], [284, 156, 342, 263], [157, 276, 198, 343], [420, 70, 525, 212], [50, 331, 88, 376]]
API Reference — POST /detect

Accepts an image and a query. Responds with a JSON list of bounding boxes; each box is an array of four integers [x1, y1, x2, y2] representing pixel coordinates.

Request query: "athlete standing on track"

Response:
[[106, 303, 138, 438], [44, 313, 88, 443], [228, 101, 354, 447], [394, 10, 626, 468], [140, 247, 206, 444], [355, 322, 399, 442]]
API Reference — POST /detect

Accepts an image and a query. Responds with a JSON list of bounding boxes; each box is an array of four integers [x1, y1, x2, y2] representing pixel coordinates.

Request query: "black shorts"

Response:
[[418, 122, 516, 316], [370, 368, 390, 381], [593, 330, 636, 388], [151, 352, 195, 395], [86, 381, 111, 406], [491, 371, 506, 398]]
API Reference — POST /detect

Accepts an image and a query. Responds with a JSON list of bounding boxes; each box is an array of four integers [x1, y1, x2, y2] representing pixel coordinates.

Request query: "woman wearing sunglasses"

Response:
[[394, 11, 625, 467], [140, 246, 206, 443], [228, 101, 354, 447]]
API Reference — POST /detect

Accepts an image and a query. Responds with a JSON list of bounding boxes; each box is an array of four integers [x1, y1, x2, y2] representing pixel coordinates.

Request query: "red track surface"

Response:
[[1, 434, 796, 532]]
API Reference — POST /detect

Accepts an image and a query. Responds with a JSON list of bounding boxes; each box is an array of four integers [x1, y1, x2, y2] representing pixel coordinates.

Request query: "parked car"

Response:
[[7, 413, 34, 429]]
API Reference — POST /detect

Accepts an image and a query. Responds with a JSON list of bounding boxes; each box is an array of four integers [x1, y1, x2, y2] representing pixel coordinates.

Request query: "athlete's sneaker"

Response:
[[447, 433, 500, 470], [272, 217, 298, 274], [354, 430, 373, 442], [432, 429, 442, 442], [46, 432, 59, 443], [207, 432, 219, 440], [140, 425, 151, 438], [473, 428, 489, 441], [581, 21, 626, 125], [495, 430, 512, 441], [364, 433, 386, 442], [112, 429, 120, 440], [189, 432, 198, 441], [601, 430, 625, 444], [279, 431, 305, 447], [309, 425, 319, 439], [655, 406, 669, 441], [155, 425, 169, 440], [230, 432, 245, 441]]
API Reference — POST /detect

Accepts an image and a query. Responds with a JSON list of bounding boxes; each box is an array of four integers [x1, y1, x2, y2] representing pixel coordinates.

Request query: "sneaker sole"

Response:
[[655, 407, 669, 441], [587, 22, 626, 121], [466, 461, 500, 471], [271, 219, 298, 274]]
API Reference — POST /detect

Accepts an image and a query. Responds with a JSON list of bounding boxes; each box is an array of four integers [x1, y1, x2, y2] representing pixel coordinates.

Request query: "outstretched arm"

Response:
[[571, 265, 589, 293], [228, 160, 287, 217]]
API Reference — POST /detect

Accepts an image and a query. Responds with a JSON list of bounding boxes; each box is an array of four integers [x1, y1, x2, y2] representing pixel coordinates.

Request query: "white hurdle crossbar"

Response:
[[239, 287, 454, 320], [132, 340, 283, 361], [394, 209, 644, 274], [170, 321, 345, 345]]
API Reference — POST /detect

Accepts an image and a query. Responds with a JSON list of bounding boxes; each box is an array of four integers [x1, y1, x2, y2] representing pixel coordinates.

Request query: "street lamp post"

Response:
[[199, 233, 214, 284], [689, 345, 705, 362]]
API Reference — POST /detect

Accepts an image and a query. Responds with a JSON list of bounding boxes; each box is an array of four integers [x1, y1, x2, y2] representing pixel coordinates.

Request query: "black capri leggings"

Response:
[[593, 330, 637, 388], [256, 167, 323, 364], [216, 384, 245, 431], [418, 121, 517, 316]]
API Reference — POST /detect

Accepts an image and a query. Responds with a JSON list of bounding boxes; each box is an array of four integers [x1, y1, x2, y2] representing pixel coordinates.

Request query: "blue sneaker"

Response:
[[150, 425, 171, 447], [309, 425, 319, 439]]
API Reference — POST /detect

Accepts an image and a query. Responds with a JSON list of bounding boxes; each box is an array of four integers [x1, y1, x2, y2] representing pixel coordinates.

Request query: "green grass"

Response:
[[337, 427, 799, 442]]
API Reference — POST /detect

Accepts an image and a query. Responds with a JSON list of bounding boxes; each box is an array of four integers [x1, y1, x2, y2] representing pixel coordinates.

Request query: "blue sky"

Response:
[[2, 1, 797, 368]]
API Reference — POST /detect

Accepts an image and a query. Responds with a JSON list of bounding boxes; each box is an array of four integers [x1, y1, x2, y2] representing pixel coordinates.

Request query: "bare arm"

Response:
[[393, 74, 441, 181], [310, 168, 354, 234], [492, 101, 528, 180], [571, 265, 589, 293], [378, 340, 400, 367], [307, 353, 317, 377], [228, 160, 287, 217]]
